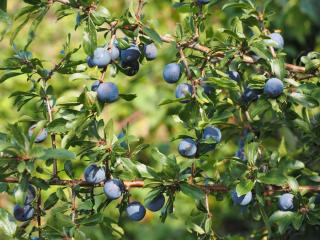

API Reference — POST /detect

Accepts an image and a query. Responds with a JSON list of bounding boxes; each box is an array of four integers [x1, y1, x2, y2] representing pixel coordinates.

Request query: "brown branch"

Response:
[[117, 111, 143, 130], [178, 47, 192, 81], [50, 0, 307, 74], [1, 177, 145, 188], [53, 0, 70, 4], [0, 155, 31, 161], [2, 177, 320, 194], [135, 0, 144, 21], [36, 188, 42, 238], [99, 68, 107, 82], [161, 35, 306, 74], [71, 188, 77, 224]]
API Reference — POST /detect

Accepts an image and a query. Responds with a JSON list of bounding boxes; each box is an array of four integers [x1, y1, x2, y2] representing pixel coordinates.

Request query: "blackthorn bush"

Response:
[[0, 0, 319, 239]]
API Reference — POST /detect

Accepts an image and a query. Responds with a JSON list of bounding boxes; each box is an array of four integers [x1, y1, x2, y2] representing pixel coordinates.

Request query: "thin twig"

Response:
[[161, 35, 307, 74], [37, 188, 42, 238], [71, 187, 77, 224], [178, 47, 192, 81], [117, 111, 143, 130], [50, 0, 308, 74], [136, 0, 144, 21], [2, 177, 320, 193]]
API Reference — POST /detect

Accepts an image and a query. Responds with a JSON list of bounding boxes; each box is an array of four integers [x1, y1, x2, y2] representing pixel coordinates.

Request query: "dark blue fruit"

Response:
[[268, 33, 284, 49], [198, 0, 210, 4], [110, 46, 120, 61], [146, 194, 165, 212], [315, 194, 320, 204], [163, 63, 181, 84], [87, 56, 95, 68], [231, 190, 252, 206], [203, 126, 221, 143], [25, 185, 36, 205], [279, 193, 294, 211], [104, 179, 124, 200], [117, 131, 128, 148], [144, 43, 157, 61], [175, 83, 192, 103], [126, 201, 146, 221], [28, 124, 48, 143], [97, 82, 119, 103], [91, 47, 111, 68], [235, 139, 246, 161], [120, 45, 141, 64], [84, 164, 106, 184], [121, 60, 139, 76], [242, 88, 259, 103], [264, 78, 284, 98], [91, 80, 101, 92], [228, 71, 240, 82], [202, 83, 214, 96], [13, 204, 35, 222], [178, 138, 197, 158]]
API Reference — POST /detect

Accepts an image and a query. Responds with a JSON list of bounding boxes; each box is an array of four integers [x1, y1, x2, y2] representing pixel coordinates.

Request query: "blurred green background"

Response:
[[0, 0, 320, 239]]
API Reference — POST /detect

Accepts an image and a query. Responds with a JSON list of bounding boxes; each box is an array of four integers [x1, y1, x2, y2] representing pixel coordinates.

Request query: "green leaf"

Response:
[[120, 158, 139, 177], [0, 72, 24, 83], [236, 179, 254, 195], [64, 160, 74, 179], [245, 142, 259, 165], [40, 149, 76, 160], [222, 2, 253, 10], [25, 7, 48, 48], [250, 42, 272, 60], [269, 211, 295, 234], [104, 119, 114, 146], [83, 17, 97, 56], [289, 92, 319, 108], [44, 192, 59, 210], [31, 177, 50, 190], [0, 9, 12, 40], [116, 38, 130, 49], [207, 77, 239, 91], [0, 209, 16, 237], [142, 27, 162, 44], [47, 118, 68, 133], [180, 183, 204, 200], [287, 176, 299, 193], [248, 98, 270, 118], [135, 162, 160, 179], [14, 184, 27, 206], [292, 213, 304, 230], [204, 217, 212, 234], [77, 213, 103, 226], [119, 93, 137, 101], [258, 170, 287, 186], [271, 58, 285, 80], [69, 73, 91, 81]]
